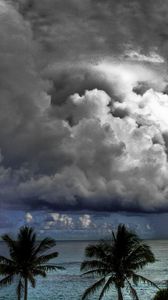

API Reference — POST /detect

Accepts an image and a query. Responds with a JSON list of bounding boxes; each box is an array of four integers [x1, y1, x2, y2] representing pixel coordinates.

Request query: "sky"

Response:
[[1, 0, 168, 239]]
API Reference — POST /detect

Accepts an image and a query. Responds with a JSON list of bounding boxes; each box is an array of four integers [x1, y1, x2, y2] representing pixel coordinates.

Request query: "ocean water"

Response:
[[0, 240, 167, 300]]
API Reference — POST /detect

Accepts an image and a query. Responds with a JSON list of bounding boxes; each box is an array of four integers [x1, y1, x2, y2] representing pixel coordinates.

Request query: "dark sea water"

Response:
[[0, 240, 167, 300]]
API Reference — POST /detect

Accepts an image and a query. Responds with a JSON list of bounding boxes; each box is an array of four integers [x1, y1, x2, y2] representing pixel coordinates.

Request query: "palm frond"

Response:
[[1, 234, 16, 256], [84, 243, 109, 260], [0, 275, 14, 287], [132, 273, 159, 289], [112, 230, 116, 242], [116, 225, 140, 244], [0, 256, 14, 265], [35, 252, 58, 264], [16, 278, 24, 299], [28, 274, 36, 288], [126, 244, 155, 269], [153, 288, 168, 300], [81, 277, 106, 300], [81, 268, 110, 277], [0, 263, 17, 275], [98, 276, 115, 300], [80, 259, 108, 272], [37, 264, 64, 271], [34, 238, 56, 255], [116, 286, 124, 300], [18, 226, 35, 240], [31, 269, 47, 277], [126, 278, 139, 300]]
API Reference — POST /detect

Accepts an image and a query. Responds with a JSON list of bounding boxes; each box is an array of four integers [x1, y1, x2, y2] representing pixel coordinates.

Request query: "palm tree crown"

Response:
[[0, 226, 63, 300], [153, 288, 168, 300], [81, 224, 158, 300]]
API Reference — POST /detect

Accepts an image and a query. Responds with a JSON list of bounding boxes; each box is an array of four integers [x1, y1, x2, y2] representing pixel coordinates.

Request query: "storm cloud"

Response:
[[11, 0, 168, 63], [1, 0, 168, 216]]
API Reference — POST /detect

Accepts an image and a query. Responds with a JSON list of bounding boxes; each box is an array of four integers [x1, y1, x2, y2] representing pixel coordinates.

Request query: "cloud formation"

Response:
[[1, 0, 168, 215], [4, 209, 168, 239], [21, 210, 155, 239], [10, 0, 168, 64]]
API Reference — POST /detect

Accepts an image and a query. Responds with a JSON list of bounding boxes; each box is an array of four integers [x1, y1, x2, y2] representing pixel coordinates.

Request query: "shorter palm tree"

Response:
[[153, 288, 168, 300], [81, 224, 158, 300], [0, 226, 63, 300]]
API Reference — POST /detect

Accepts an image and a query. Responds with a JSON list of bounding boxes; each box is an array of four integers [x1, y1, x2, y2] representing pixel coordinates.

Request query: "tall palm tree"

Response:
[[0, 226, 63, 300], [153, 288, 168, 300], [81, 224, 158, 300]]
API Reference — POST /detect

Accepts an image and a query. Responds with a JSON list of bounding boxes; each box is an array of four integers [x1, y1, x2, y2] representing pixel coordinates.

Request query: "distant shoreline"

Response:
[[0, 238, 168, 242]]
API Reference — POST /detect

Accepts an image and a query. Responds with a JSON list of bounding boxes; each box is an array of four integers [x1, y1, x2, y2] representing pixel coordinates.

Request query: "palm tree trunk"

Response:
[[24, 278, 28, 300], [117, 287, 123, 300]]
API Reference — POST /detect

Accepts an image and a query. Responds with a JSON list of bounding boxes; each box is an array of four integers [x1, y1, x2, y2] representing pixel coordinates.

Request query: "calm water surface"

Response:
[[0, 240, 167, 300]]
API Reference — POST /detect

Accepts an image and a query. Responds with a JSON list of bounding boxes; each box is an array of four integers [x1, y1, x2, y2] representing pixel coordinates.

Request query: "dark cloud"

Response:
[[10, 0, 168, 65], [133, 82, 151, 96], [1, 0, 168, 216], [111, 107, 129, 119], [47, 66, 116, 106]]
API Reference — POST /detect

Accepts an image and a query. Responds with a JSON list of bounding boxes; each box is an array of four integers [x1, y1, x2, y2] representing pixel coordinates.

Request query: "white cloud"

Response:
[[25, 212, 33, 223], [52, 89, 111, 126], [79, 214, 92, 229], [47, 213, 74, 229], [124, 50, 164, 63]]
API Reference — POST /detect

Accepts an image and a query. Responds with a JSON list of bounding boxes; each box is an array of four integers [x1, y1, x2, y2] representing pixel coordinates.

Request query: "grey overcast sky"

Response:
[[1, 0, 168, 238]]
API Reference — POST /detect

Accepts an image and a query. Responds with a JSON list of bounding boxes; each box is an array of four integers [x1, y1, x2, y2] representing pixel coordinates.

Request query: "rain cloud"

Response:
[[1, 0, 168, 215]]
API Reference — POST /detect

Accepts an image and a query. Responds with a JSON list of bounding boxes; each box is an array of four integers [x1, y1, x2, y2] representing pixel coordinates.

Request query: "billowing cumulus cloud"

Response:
[[1, 0, 168, 218], [1, 80, 168, 212]]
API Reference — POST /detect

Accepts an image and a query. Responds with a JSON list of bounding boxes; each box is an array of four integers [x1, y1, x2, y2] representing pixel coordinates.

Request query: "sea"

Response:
[[0, 240, 167, 300]]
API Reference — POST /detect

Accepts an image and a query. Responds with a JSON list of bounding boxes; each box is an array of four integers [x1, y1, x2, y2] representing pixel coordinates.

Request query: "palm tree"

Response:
[[0, 226, 63, 300], [153, 288, 168, 300], [81, 224, 158, 300]]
